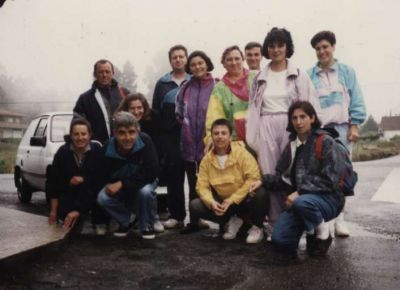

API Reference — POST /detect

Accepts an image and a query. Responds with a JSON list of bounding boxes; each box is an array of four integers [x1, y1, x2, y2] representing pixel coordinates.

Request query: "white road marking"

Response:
[[371, 168, 400, 203]]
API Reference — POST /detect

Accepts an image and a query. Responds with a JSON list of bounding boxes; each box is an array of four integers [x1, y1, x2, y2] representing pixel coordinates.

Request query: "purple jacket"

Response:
[[176, 73, 215, 162]]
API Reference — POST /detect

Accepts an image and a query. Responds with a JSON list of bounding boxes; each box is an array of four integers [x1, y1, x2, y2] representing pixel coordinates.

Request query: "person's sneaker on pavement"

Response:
[[263, 222, 273, 242], [308, 235, 333, 256], [113, 224, 132, 237], [163, 218, 183, 229], [94, 224, 107, 236], [334, 218, 350, 237], [141, 228, 156, 239], [198, 219, 210, 229], [153, 220, 165, 233], [246, 225, 264, 244], [223, 215, 243, 240]]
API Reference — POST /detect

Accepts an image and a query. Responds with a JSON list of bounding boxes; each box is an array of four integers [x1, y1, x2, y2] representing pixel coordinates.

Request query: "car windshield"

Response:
[[51, 114, 73, 142]]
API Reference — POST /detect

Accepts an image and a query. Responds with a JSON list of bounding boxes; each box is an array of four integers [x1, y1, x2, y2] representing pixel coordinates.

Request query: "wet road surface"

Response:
[[0, 155, 399, 289]]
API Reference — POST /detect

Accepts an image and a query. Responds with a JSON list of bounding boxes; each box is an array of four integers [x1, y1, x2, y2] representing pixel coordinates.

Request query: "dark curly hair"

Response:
[[310, 30, 336, 48], [185, 50, 214, 74], [286, 101, 321, 134], [118, 93, 152, 121], [262, 27, 294, 59]]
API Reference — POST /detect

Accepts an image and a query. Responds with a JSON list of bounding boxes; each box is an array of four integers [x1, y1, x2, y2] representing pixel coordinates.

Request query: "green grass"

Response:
[[0, 139, 19, 173], [352, 139, 400, 161]]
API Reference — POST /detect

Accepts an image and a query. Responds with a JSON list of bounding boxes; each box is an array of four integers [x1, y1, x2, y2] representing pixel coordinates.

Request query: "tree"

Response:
[[114, 61, 137, 93], [360, 115, 379, 134]]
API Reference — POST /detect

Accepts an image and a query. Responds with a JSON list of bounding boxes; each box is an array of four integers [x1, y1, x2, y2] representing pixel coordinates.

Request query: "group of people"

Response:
[[47, 27, 366, 256]]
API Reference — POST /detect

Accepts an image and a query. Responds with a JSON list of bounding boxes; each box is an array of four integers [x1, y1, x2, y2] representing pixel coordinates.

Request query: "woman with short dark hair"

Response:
[[47, 118, 107, 233], [246, 27, 320, 227], [250, 101, 344, 256], [307, 30, 367, 237], [176, 50, 215, 233]]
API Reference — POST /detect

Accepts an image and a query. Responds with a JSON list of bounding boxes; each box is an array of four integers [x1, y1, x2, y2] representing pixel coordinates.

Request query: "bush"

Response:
[[390, 135, 400, 143], [0, 160, 6, 174]]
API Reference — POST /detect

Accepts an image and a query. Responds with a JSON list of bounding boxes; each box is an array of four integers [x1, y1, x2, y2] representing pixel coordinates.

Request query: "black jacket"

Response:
[[47, 141, 102, 214], [98, 132, 160, 200], [73, 79, 129, 144]]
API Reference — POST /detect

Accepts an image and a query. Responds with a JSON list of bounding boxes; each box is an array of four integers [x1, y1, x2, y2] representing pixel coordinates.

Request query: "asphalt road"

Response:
[[0, 155, 399, 290]]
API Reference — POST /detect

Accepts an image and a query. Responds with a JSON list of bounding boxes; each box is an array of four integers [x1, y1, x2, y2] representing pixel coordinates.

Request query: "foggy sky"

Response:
[[0, 0, 399, 121]]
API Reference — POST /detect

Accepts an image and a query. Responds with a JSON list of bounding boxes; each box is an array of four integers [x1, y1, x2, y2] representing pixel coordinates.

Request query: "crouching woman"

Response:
[[47, 118, 105, 230], [251, 101, 345, 256]]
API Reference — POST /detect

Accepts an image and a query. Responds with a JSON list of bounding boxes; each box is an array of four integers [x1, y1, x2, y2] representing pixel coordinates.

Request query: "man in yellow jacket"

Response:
[[190, 119, 269, 244]]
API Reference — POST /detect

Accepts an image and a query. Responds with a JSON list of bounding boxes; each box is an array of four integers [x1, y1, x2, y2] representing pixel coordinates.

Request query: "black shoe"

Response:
[[113, 224, 132, 237], [180, 223, 200, 234], [308, 235, 333, 256], [306, 233, 317, 255], [141, 229, 155, 240]]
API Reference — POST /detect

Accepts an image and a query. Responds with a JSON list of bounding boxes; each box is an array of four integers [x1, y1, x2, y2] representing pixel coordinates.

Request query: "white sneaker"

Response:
[[163, 218, 183, 229], [222, 216, 243, 240], [198, 219, 210, 229], [95, 224, 107, 236], [153, 220, 165, 233], [246, 225, 264, 244], [334, 219, 350, 237], [263, 222, 273, 242]]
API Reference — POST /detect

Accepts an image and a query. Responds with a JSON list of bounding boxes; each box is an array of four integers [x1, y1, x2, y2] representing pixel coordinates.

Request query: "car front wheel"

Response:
[[16, 174, 33, 203]]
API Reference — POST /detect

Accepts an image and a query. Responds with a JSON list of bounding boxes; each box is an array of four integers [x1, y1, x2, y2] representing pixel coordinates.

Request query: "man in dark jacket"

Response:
[[97, 112, 160, 239], [73, 59, 129, 144], [152, 45, 190, 229]]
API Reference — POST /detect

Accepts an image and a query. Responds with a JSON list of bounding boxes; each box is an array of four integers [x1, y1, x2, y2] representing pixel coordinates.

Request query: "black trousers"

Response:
[[189, 186, 269, 228], [184, 161, 199, 223], [58, 195, 110, 225], [164, 131, 185, 221]]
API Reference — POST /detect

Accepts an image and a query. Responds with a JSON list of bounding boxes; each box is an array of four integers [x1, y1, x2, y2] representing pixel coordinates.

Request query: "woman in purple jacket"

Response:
[[175, 50, 216, 233]]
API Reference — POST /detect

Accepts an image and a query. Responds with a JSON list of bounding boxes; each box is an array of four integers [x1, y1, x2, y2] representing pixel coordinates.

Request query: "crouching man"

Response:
[[97, 112, 160, 239], [190, 119, 269, 243]]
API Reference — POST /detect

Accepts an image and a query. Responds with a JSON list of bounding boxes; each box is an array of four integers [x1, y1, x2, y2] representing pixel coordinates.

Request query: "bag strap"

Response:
[[315, 135, 324, 160]]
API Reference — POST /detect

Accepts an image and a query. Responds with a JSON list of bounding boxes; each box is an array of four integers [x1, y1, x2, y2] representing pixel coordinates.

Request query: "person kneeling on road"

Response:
[[251, 101, 345, 256], [96, 112, 160, 239], [48, 118, 108, 231], [191, 118, 269, 243]]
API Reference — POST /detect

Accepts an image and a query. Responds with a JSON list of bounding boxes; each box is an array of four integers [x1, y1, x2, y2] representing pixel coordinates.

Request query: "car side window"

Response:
[[34, 118, 48, 137]]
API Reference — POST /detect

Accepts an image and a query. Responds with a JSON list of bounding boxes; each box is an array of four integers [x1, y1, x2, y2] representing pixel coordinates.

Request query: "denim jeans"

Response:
[[326, 123, 352, 156], [272, 193, 340, 251], [97, 180, 158, 231]]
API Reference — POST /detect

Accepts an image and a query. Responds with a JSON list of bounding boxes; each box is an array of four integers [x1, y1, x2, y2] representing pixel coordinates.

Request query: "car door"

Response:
[[23, 116, 48, 190]]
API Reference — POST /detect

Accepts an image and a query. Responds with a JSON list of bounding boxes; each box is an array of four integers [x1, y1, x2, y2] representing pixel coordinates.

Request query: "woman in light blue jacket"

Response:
[[308, 30, 367, 237]]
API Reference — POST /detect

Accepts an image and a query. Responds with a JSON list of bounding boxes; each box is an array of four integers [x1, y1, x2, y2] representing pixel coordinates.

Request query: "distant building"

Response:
[[380, 115, 400, 140], [0, 109, 27, 139]]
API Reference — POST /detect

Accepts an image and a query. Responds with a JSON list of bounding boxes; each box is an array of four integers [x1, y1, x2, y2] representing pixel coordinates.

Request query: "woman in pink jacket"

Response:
[[246, 27, 320, 226]]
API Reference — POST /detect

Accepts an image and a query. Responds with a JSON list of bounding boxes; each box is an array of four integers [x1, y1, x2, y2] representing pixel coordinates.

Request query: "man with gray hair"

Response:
[[97, 112, 160, 239]]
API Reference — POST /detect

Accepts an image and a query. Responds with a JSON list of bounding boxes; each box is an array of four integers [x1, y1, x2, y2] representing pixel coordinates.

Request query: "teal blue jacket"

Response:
[[308, 61, 366, 125]]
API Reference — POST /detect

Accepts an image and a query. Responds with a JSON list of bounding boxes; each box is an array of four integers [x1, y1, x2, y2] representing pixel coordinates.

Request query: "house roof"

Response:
[[0, 109, 24, 118], [380, 116, 400, 131]]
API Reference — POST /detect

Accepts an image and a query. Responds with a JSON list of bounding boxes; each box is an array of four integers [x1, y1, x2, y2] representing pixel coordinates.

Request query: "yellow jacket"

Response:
[[196, 143, 261, 209]]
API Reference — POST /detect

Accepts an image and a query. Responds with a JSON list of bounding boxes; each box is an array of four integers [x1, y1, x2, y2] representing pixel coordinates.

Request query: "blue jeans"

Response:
[[326, 123, 352, 156], [272, 193, 340, 251], [97, 181, 158, 231]]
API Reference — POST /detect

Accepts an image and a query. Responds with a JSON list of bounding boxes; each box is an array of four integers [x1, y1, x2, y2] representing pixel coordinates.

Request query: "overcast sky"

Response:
[[1, 0, 399, 121]]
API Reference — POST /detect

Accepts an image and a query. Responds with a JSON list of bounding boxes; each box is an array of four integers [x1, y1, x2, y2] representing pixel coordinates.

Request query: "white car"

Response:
[[14, 112, 73, 203]]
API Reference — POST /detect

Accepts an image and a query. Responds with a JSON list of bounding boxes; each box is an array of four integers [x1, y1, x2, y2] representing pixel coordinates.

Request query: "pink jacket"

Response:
[[246, 61, 320, 150]]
